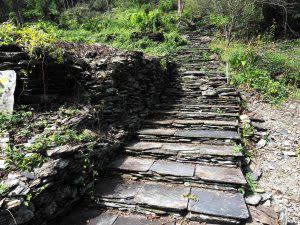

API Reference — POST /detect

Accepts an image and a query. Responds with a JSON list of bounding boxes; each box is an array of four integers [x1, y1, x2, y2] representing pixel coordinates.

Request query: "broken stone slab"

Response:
[[249, 206, 278, 225], [109, 156, 155, 172], [0, 70, 16, 113], [134, 182, 190, 212], [195, 165, 246, 185], [188, 188, 249, 220], [46, 144, 84, 157], [150, 160, 195, 177], [175, 130, 240, 140]]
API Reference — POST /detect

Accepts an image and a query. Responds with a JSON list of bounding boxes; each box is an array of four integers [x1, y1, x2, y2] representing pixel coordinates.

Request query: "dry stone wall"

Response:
[[0, 45, 173, 225]]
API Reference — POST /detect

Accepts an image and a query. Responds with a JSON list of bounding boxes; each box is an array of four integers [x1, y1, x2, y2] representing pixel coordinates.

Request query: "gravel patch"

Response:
[[248, 98, 300, 224]]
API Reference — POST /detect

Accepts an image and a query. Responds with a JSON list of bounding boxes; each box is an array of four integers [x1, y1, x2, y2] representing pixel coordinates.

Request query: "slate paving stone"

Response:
[[53, 209, 118, 225], [127, 142, 163, 151], [175, 130, 240, 140], [134, 183, 190, 212], [162, 143, 199, 151], [173, 120, 238, 127], [150, 160, 195, 177], [139, 129, 177, 136], [109, 156, 155, 172], [188, 188, 249, 220], [127, 142, 242, 157], [94, 177, 142, 199], [195, 165, 247, 185], [113, 215, 175, 225]]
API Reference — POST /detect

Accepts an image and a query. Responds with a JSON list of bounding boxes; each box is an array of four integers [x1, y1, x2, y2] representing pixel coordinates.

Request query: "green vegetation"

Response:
[[211, 38, 300, 103], [233, 144, 244, 154], [52, 5, 186, 55], [183, 193, 199, 202], [246, 172, 257, 193], [0, 106, 98, 172], [0, 184, 9, 197], [25, 129, 97, 152], [0, 23, 63, 60]]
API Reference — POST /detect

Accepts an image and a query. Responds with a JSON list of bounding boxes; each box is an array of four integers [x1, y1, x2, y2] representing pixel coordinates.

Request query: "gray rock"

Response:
[[245, 193, 262, 205], [0, 70, 16, 113], [21, 172, 35, 180], [15, 206, 35, 224], [202, 90, 217, 96], [46, 144, 83, 157], [257, 139, 267, 149], [0, 159, 6, 170]]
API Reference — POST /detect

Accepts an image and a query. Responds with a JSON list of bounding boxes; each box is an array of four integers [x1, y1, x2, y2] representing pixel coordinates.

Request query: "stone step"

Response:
[[106, 156, 247, 190], [93, 178, 249, 223], [150, 111, 239, 121], [137, 129, 240, 144], [155, 104, 240, 112], [179, 70, 225, 77], [160, 97, 240, 106], [125, 142, 242, 166], [180, 64, 219, 71], [143, 119, 239, 131], [0, 51, 29, 62], [164, 88, 239, 98], [53, 208, 178, 225]]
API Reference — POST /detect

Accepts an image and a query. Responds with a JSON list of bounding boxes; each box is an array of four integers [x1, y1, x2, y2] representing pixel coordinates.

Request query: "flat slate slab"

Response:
[[127, 142, 242, 157], [195, 165, 247, 185], [127, 142, 163, 151], [188, 188, 249, 220], [134, 183, 190, 212], [109, 156, 155, 172], [162, 143, 199, 151], [138, 129, 176, 136], [94, 178, 142, 199], [173, 120, 238, 127], [53, 209, 118, 225], [175, 130, 240, 140], [113, 215, 175, 225], [150, 160, 195, 177]]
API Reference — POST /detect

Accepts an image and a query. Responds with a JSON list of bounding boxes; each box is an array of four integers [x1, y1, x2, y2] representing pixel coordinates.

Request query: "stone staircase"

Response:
[[55, 30, 250, 224]]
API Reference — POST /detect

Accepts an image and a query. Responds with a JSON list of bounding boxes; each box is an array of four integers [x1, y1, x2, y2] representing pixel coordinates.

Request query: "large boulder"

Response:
[[0, 70, 16, 113]]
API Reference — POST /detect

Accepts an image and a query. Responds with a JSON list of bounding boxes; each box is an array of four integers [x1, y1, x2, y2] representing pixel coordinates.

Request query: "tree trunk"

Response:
[[178, 0, 183, 17], [12, 0, 24, 25], [0, 0, 7, 22]]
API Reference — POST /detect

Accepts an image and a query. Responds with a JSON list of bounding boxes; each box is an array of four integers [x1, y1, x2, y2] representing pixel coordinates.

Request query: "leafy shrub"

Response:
[[158, 0, 175, 12], [208, 13, 230, 27], [5, 146, 46, 172], [228, 46, 257, 70], [0, 184, 8, 197], [0, 23, 62, 60]]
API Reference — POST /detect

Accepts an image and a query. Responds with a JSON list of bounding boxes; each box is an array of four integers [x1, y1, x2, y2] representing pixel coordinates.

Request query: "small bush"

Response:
[[0, 23, 62, 60]]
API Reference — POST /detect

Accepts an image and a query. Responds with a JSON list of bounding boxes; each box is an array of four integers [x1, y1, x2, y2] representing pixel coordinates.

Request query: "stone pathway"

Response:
[[54, 30, 250, 224]]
